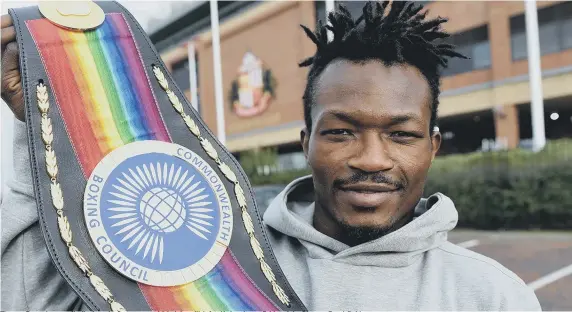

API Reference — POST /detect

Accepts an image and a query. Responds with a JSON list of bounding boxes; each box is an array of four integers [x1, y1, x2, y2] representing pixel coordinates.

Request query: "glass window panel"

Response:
[[510, 13, 527, 60], [338, 1, 367, 20], [473, 41, 491, 69], [443, 45, 473, 76], [511, 31, 528, 60], [315, 1, 326, 24], [562, 18, 572, 49], [560, 2, 572, 50], [539, 21, 560, 55], [442, 26, 490, 76]]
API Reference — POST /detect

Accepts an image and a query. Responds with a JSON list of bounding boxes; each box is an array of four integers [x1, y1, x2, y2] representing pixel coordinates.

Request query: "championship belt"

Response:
[[8, 2, 305, 310]]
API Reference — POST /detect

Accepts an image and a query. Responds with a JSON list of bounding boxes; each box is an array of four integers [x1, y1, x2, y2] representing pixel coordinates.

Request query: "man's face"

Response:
[[301, 59, 441, 244]]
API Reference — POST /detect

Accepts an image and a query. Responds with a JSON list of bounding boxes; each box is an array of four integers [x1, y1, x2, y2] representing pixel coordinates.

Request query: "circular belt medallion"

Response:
[[39, 1, 105, 31], [84, 141, 233, 286]]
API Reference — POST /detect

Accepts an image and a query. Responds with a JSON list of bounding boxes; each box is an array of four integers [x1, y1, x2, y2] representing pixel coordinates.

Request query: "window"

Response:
[[276, 152, 307, 172], [441, 26, 492, 77], [510, 1, 572, 60], [320, 1, 485, 77], [337, 0, 433, 19], [561, 2, 572, 49], [315, 1, 326, 24], [337, 1, 367, 19], [511, 31, 528, 60], [436, 110, 496, 155]]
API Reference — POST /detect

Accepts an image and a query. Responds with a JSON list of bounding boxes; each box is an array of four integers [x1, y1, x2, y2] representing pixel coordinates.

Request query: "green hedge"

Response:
[[242, 139, 572, 230], [424, 139, 572, 230]]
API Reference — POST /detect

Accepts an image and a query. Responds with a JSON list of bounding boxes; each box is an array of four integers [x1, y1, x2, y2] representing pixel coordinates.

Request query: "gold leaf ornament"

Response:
[[41, 116, 54, 146], [153, 66, 168, 90], [58, 215, 72, 244], [37, 84, 50, 114], [167, 90, 183, 113], [110, 301, 126, 312], [260, 260, 276, 282], [235, 184, 247, 208], [50, 183, 64, 210], [69, 246, 91, 275], [90, 274, 113, 301], [250, 235, 263, 259], [200, 138, 218, 160], [273, 283, 291, 306], [219, 163, 237, 183], [46, 149, 58, 178], [183, 115, 201, 137], [242, 209, 254, 234]]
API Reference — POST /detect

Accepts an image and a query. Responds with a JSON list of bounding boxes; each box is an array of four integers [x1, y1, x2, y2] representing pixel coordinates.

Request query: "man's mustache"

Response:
[[334, 171, 405, 189]]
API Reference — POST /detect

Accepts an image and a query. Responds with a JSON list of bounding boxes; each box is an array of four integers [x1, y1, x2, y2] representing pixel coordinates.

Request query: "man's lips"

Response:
[[339, 183, 400, 193], [337, 183, 401, 207]]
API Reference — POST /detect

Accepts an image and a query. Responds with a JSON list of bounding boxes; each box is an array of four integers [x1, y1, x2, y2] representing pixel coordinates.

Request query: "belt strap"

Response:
[[9, 2, 306, 310]]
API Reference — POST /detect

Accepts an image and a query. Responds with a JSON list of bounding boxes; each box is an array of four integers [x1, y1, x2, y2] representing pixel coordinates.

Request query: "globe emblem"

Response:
[[139, 187, 186, 233], [98, 156, 221, 267]]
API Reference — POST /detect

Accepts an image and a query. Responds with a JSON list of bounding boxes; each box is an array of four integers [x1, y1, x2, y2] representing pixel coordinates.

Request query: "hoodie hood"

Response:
[[263, 175, 458, 267]]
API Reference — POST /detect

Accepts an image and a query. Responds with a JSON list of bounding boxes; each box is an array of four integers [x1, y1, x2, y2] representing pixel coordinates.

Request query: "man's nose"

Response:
[[347, 133, 394, 173]]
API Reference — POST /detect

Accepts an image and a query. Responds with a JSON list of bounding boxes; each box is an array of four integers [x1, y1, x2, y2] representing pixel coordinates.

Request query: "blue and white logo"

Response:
[[84, 141, 233, 286]]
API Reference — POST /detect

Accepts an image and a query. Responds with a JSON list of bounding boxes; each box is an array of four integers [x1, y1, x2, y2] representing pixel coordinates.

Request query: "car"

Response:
[[253, 184, 286, 212]]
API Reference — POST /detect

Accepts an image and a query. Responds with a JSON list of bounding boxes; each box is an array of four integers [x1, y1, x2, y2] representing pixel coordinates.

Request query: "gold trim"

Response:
[[36, 82, 126, 312], [152, 66, 291, 307], [38, 1, 105, 31]]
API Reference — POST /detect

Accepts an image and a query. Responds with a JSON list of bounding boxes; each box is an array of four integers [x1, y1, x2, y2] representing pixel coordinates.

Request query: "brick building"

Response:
[[155, 1, 572, 170]]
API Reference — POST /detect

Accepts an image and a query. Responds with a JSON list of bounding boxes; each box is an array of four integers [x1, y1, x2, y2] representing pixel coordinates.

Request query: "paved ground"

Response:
[[449, 231, 572, 311]]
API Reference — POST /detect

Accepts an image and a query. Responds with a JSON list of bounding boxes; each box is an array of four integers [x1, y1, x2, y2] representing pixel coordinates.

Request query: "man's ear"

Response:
[[301, 127, 310, 161], [431, 127, 442, 162]]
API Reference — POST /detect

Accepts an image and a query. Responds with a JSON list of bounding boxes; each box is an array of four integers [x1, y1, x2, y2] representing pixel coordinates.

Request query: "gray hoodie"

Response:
[[263, 176, 542, 311], [2, 120, 541, 311]]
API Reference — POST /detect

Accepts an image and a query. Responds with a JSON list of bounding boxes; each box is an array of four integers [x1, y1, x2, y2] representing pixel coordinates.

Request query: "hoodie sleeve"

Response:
[[1, 119, 83, 311], [500, 279, 542, 311]]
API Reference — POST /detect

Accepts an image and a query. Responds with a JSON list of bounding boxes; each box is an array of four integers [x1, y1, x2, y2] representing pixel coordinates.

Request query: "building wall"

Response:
[[433, 0, 570, 89], [160, 1, 572, 153], [196, 2, 314, 132]]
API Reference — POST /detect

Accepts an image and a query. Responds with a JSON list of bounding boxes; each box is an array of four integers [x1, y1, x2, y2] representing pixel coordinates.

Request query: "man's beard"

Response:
[[335, 212, 410, 246], [317, 195, 416, 246], [327, 171, 411, 246], [313, 170, 416, 246]]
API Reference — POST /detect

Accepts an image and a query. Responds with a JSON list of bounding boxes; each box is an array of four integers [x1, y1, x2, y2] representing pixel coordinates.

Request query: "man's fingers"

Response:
[[1, 14, 12, 28], [1, 41, 19, 72], [1, 41, 25, 121], [1, 26, 16, 49]]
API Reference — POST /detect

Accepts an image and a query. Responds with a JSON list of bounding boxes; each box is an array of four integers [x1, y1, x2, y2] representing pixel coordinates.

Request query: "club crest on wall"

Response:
[[229, 52, 276, 118]]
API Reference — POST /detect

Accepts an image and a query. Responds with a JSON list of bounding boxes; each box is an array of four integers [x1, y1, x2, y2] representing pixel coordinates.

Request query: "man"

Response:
[[1, 1, 541, 310]]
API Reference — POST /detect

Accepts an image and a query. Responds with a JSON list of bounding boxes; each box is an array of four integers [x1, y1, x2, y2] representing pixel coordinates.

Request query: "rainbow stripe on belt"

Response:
[[27, 13, 278, 311]]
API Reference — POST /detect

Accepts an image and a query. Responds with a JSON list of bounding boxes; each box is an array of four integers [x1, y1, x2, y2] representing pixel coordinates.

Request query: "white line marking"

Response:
[[457, 239, 480, 249], [527, 263, 572, 291]]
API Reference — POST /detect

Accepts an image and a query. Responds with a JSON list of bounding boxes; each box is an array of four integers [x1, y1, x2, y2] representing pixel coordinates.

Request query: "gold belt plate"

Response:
[[38, 1, 105, 31]]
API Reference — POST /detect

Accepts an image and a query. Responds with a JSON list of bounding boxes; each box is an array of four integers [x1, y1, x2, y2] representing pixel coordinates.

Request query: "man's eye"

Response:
[[392, 131, 412, 137], [321, 129, 352, 136], [391, 131, 419, 138]]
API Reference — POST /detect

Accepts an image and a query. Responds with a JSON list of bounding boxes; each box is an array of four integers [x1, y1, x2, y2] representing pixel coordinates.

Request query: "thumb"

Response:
[[1, 41, 25, 121]]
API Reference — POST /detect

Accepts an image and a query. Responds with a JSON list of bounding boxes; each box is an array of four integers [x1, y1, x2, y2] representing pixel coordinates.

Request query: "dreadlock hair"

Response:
[[299, 1, 467, 133]]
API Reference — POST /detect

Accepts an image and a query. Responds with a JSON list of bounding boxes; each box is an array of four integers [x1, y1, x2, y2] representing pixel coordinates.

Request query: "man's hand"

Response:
[[1, 14, 24, 121]]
